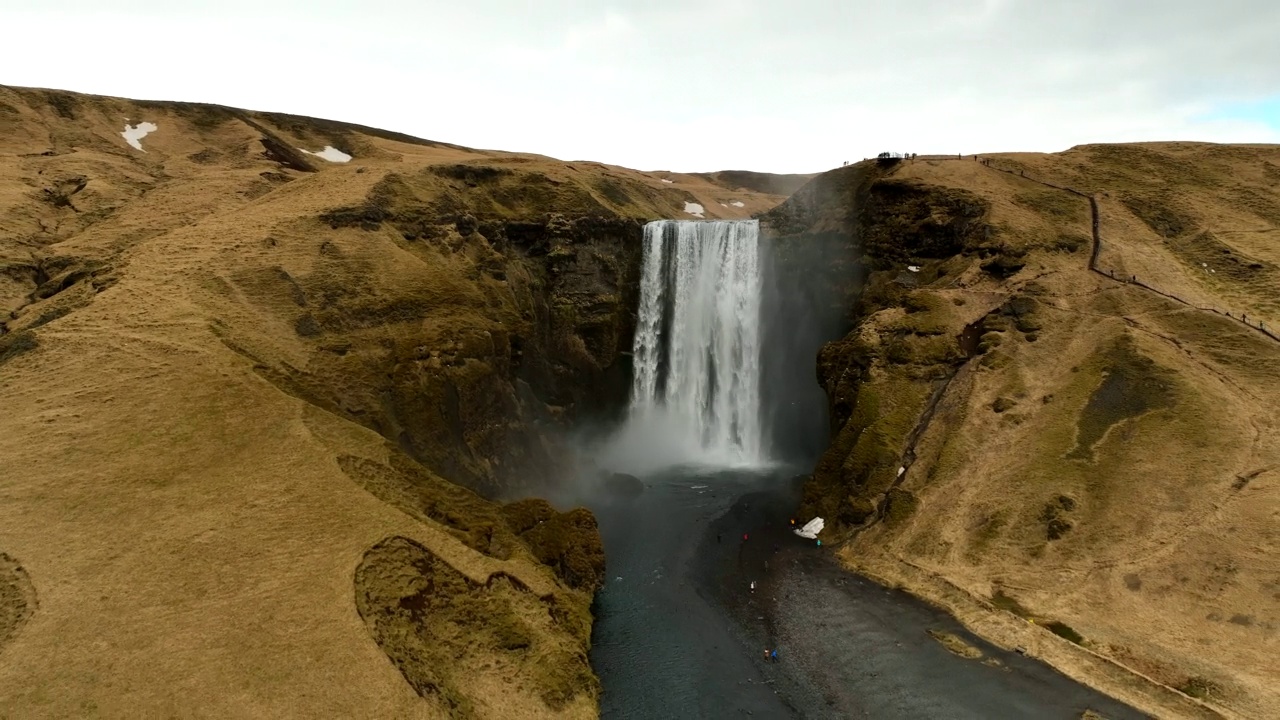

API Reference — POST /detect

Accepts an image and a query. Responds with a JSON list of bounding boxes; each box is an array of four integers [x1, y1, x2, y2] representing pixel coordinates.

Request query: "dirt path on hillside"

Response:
[[978, 159, 1280, 344]]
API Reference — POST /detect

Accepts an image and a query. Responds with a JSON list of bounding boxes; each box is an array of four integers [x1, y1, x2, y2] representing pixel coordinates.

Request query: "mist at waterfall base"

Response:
[[585, 218, 849, 478]]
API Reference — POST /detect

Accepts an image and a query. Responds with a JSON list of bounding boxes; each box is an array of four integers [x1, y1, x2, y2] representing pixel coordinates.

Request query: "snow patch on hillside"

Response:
[[299, 146, 353, 163], [121, 121, 158, 152]]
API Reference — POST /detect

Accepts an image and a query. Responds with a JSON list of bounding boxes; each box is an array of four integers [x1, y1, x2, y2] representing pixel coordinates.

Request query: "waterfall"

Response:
[[619, 219, 766, 470]]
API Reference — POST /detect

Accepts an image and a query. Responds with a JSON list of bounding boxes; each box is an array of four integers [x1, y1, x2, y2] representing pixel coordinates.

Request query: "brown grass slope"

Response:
[[768, 145, 1280, 720], [0, 85, 791, 718]]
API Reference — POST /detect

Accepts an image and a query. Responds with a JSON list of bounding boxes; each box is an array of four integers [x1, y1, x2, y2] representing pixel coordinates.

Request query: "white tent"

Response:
[[793, 517, 824, 539]]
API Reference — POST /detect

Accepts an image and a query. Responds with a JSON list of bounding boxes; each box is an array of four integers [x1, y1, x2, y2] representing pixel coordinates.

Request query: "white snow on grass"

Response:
[[299, 146, 353, 163], [121, 121, 158, 152], [684, 202, 705, 218], [661, 178, 673, 184], [730, 200, 745, 208], [908, 265, 922, 272]]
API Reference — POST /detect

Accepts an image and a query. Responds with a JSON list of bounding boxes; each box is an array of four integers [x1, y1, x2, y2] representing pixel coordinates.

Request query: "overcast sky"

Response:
[[4, 0, 1279, 173]]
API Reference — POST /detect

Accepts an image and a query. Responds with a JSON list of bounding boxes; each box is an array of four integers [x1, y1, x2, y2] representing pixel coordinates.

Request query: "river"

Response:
[[584, 468, 1145, 720]]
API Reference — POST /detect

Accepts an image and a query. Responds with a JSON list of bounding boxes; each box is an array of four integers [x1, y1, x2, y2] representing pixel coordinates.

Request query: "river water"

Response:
[[584, 469, 1144, 720]]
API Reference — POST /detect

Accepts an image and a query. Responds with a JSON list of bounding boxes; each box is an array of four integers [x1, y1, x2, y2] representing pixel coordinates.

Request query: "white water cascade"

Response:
[[610, 219, 767, 472]]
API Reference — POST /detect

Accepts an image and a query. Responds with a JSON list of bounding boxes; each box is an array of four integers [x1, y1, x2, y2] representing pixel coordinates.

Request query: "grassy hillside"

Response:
[[692, 169, 817, 198], [0, 85, 793, 718], [767, 145, 1280, 720]]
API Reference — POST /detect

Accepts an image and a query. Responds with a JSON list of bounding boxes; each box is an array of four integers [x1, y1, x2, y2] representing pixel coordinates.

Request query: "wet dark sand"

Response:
[[586, 469, 1146, 719]]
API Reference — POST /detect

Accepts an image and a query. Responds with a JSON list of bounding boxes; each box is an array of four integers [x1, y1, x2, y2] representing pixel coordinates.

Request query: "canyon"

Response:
[[1, 86, 1278, 719]]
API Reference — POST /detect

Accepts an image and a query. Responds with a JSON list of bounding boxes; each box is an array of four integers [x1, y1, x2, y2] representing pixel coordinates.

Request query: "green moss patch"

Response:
[[1045, 621, 1084, 645], [1166, 229, 1273, 281], [1039, 494, 1078, 540], [990, 589, 1032, 618], [0, 331, 38, 366], [28, 306, 73, 329], [1176, 675, 1224, 701], [1, 552, 36, 651], [926, 629, 983, 659], [967, 511, 1007, 556], [1013, 189, 1090, 223], [503, 500, 605, 592], [884, 488, 920, 527], [354, 536, 596, 715], [1119, 189, 1196, 238], [1066, 337, 1176, 461], [337, 453, 516, 558], [293, 314, 321, 337]]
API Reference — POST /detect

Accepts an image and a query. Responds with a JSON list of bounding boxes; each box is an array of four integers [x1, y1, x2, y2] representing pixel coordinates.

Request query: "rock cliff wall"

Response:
[[764, 147, 1280, 719]]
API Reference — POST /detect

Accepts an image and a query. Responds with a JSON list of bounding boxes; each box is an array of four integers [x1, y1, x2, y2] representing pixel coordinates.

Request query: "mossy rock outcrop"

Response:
[[503, 499, 606, 592]]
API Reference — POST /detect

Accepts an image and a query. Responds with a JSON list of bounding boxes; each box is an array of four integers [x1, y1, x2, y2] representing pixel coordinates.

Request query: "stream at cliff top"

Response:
[[580, 219, 1143, 718]]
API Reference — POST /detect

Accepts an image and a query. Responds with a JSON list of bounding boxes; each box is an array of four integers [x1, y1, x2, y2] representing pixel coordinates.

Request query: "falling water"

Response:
[[615, 219, 766, 470]]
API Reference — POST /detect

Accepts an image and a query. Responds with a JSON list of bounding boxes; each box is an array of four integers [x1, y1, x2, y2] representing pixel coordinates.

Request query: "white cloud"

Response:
[[3, 1, 1278, 173]]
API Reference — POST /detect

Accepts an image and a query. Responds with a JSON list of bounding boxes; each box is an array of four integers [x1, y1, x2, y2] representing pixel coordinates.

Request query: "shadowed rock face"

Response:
[[224, 180, 648, 499], [601, 472, 644, 499]]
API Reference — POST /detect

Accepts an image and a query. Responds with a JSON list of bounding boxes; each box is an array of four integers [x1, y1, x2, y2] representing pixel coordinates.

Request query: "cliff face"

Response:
[[218, 170, 649, 500], [0, 85, 794, 718], [769, 147, 1280, 719], [764, 165, 1005, 526]]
